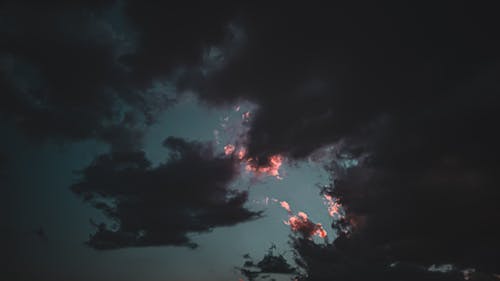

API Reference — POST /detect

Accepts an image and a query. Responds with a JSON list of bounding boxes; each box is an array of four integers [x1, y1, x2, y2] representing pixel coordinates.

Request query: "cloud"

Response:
[[173, 3, 500, 280], [238, 245, 297, 281], [2, 1, 500, 279], [119, 1, 239, 82], [71, 137, 261, 249], [0, 1, 249, 151], [288, 63, 500, 279], [305, 100, 500, 278], [0, 1, 218, 150], [185, 3, 500, 160], [291, 238, 473, 281], [0, 2, 125, 141]]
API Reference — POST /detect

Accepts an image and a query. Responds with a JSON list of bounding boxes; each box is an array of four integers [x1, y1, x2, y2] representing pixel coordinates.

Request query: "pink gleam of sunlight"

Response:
[[323, 194, 343, 218], [245, 154, 283, 178], [277, 200, 327, 239], [223, 143, 283, 179], [280, 201, 292, 213], [224, 144, 236, 155], [285, 211, 328, 239]]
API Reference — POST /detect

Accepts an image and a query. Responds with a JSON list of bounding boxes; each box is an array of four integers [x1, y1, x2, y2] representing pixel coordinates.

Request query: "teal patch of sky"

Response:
[[141, 96, 335, 280], [1, 94, 335, 281], [1, 120, 112, 280]]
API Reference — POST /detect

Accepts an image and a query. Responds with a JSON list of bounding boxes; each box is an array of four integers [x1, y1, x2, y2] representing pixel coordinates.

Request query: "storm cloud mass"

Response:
[[71, 137, 260, 249], [193, 3, 500, 279], [2, 1, 500, 280], [0, 1, 233, 150]]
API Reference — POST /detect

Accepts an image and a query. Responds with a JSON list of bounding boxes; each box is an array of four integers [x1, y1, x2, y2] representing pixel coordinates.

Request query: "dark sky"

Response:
[[2, 1, 500, 281]]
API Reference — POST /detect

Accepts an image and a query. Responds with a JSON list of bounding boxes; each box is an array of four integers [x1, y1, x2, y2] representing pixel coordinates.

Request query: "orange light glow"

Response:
[[297, 211, 308, 220], [237, 148, 246, 160], [314, 224, 328, 238], [323, 194, 343, 218], [245, 154, 283, 179], [284, 210, 328, 239], [273, 199, 328, 239], [224, 144, 236, 155], [280, 201, 292, 213]]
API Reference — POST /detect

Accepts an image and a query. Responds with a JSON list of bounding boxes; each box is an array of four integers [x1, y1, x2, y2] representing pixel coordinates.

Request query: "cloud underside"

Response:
[[0, 1, 233, 150], [1, 1, 500, 279], [239, 246, 297, 281], [71, 137, 260, 249], [189, 4, 500, 279]]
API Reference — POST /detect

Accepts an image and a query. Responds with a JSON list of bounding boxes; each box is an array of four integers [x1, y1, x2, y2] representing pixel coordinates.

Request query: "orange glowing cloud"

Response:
[[285, 211, 327, 239], [275, 200, 327, 239], [237, 148, 246, 160], [224, 144, 236, 155], [323, 194, 343, 218], [222, 142, 283, 179], [245, 154, 283, 179], [280, 201, 291, 213], [215, 106, 284, 179]]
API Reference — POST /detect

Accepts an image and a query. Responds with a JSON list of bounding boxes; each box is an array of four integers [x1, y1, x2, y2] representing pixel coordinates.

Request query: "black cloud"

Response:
[[188, 3, 500, 160], [119, 1, 238, 83], [238, 245, 297, 281], [301, 99, 500, 279], [1, 1, 236, 150], [179, 2, 500, 280], [292, 237, 474, 281], [0, 1, 137, 147], [288, 60, 500, 279], [2, 1, 500, 280], [71, 137, 260, 249]]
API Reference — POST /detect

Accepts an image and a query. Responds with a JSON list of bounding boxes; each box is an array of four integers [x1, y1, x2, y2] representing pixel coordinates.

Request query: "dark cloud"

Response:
[[176, 2, 500, 280], [0, 1, 251, 151], [193, 5, 500, 280], [303, 100, 500, 278], [3, 1, 500, 279], [120, 1, 239, 84], [0, 1, 129, 145], [292, 237, 476, 281], [187, 3, 500, 160], [71, 137, 260, 249], [288, 62, 500, 279], [238, 245, 297, 281], [0, 1, 227, 150]]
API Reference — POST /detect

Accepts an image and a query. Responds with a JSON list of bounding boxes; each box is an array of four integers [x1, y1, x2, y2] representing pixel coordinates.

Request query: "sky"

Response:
[[2, 1, 500, 281], [2, 97, 332, 281]]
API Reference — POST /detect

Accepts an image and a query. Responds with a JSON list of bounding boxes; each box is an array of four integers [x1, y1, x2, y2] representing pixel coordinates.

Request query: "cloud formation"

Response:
[[0, 1, 234, 150], [178, 3, 500, 279], [302, 103, 500, 279], [174, 3, 500, 280], [187, 3, 500, 161], [2, 2, 500, 280], [238, 245, 297, 281], [72, 137, 260, 249]]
